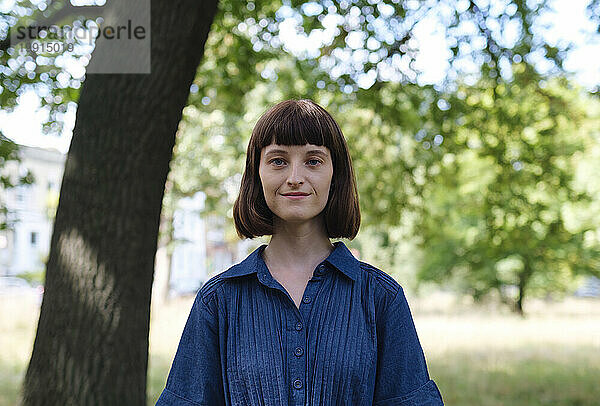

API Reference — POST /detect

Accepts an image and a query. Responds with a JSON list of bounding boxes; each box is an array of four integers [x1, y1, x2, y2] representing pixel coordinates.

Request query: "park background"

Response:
[[1, 0, 600, 405]]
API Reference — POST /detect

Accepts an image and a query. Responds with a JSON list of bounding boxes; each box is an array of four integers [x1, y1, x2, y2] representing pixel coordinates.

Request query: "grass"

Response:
[[0, 294, 39, 406], [413, 291, 600, 405], [2, 291, 599, 405]]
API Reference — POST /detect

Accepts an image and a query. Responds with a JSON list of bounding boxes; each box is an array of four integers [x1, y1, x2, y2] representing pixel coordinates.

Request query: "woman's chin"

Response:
[[274, 214, 319, 224]]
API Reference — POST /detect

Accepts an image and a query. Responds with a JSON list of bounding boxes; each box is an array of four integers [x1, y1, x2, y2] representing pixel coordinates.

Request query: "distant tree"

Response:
[[416, 67, 600, 315]]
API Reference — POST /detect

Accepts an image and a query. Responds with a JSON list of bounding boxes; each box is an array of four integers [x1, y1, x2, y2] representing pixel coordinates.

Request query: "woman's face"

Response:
[[259, 143, 334, 226]]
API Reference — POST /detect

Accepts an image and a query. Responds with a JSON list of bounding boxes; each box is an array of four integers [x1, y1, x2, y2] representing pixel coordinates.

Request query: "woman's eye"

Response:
[[270, 158, 285, 166], [307, 159, 322, 166]]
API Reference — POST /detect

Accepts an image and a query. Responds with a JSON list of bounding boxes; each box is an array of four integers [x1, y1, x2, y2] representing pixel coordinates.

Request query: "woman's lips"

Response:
[[282, 193, 310, 200]]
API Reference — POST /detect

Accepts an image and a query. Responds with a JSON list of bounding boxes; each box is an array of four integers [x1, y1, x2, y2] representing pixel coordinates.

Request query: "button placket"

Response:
[[299, 267, 324, 321], [289, 263, 325, 404], [287, 309, 306, 405], [289, 332, 306, 378], [289, 339, 306, 403]]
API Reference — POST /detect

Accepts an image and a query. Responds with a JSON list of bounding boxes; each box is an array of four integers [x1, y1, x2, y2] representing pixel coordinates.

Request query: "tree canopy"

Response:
[[2, 0, 599, 320]]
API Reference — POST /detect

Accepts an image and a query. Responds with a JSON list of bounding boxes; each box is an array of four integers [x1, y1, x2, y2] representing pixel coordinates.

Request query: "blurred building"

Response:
[[0, 144, 64, 276], [574, 276, 600, 297], [166, 203, 256, 297], [1, 144, 256, 296], [169, 192, 208, 294]]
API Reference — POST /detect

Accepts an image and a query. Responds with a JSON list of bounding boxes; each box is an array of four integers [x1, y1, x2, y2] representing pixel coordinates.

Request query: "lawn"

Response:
[[2, 291, 599, 405]]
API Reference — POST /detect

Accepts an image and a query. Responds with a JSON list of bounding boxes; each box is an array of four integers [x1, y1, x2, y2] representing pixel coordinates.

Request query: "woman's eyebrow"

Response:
[[264, 149, 289, 157], [306, 150, 328, 158], [264, 149, 329, 157]]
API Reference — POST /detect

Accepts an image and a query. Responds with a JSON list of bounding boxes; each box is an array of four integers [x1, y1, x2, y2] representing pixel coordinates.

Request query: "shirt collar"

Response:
[[220, 241, 360, 281]]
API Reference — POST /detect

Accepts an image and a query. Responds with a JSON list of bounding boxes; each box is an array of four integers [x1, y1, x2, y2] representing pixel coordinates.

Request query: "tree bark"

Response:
[[21, 0, 219, 404], [515, 286, 525, 316], [515, 264, 532, 317]]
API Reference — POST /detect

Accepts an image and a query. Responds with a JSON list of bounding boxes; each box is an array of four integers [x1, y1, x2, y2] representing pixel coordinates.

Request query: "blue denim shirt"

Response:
[[156, 241, 444, 405]]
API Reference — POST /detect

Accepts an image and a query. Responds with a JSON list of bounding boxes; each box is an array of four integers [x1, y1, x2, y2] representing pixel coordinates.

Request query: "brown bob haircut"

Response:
[[233, 99, 361, 240]]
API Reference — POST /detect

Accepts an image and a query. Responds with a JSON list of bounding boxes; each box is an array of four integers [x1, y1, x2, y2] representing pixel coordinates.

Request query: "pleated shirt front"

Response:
[[156, 241, 444, 406]]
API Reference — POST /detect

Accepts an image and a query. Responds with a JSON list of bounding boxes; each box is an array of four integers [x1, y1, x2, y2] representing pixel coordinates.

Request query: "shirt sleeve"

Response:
[[373, 286, 444, 406], [155, 292, 225, 406]]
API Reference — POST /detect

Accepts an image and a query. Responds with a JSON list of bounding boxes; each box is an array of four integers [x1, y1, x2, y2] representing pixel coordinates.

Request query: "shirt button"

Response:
[[294, 347, 304, 357], [314, 264, 326, 276], [302, 296, 312, 304], [293, 379, 303, 389], [295, 322, 303, 331]]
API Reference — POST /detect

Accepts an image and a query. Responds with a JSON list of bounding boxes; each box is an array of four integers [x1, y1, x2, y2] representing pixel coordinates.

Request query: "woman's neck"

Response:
[[263, 217, 334, 273]]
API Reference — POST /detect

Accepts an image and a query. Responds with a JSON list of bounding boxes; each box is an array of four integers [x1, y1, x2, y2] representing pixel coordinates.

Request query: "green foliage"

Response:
[[3, 0, 599, 310], [162, 2, 600, 310], [0, 133, 21, 188], [415, 68, 600, 311], [0, 132, 35, 230], [2, 0, 575, 128], [1, 1, 83, 134]]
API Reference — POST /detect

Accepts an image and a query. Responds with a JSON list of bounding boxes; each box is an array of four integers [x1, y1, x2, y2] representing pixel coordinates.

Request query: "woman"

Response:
[[156, 99, 444, 405]]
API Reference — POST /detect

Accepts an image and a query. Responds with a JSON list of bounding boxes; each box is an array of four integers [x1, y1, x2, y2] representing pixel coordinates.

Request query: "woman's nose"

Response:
[[286, 162, 304, 185]]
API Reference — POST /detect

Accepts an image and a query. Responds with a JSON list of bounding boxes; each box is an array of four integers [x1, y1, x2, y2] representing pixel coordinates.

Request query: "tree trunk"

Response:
[[514, 264, 532, 317], [153, 208, 175, 306], [22, 0, 219, 404], [515, 286, 525, 316]]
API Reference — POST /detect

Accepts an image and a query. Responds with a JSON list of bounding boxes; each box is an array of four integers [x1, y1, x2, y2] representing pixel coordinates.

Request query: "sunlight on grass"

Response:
[[0, 294, 39, 405], [148, 296, 195, 404], [2, 292, 599, 406], [413, 291, 600, 406]]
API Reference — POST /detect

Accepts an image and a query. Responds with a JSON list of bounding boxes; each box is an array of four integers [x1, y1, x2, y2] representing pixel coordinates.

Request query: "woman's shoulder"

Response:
[[357, 260, 407, 312], [358, 261, 402, 293], [194, 261, 251, 305]]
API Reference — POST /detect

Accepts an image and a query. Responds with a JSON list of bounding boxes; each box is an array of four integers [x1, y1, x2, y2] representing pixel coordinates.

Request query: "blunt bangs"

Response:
[[253, 100, 335, 151]]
